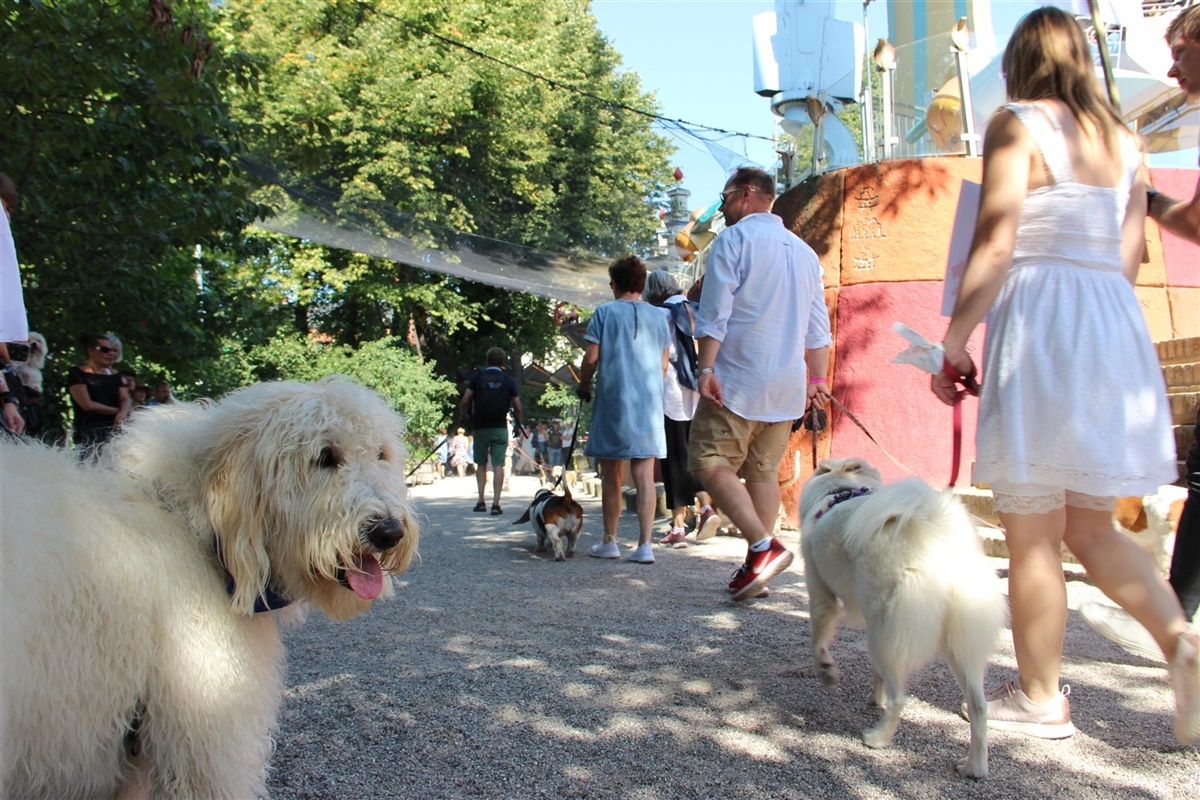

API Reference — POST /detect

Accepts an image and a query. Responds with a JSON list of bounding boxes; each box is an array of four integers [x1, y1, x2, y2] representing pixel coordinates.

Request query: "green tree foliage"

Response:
[[216, 0, 672, 383], [1, 0, 264, 405], [3, 0, 671, 440], [247, 335, 456, 449], [221, 0, 671, 255]]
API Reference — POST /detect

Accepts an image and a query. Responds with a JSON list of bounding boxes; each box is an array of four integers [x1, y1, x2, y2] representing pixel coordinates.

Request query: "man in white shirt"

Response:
[[688, 166, 832, 600], [1146, 5, 1200, 244]]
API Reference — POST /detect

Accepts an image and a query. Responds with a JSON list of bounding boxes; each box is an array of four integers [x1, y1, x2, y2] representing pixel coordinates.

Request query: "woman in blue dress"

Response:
[[576, 256, 671, 564]]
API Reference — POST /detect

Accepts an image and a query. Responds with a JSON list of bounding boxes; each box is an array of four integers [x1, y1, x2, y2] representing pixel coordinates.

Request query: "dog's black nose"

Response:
[[365, 515, 405, 551]]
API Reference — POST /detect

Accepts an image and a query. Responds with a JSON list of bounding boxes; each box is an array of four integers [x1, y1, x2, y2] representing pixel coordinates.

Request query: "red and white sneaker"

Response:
[[728, 539, 793, 601]]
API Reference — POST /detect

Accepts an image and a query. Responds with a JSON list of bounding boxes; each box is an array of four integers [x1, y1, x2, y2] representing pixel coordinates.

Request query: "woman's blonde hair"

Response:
[[1002, 6, 1126, 151]]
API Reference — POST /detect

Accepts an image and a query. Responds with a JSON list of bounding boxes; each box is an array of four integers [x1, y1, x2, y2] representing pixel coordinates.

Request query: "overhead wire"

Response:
[[353, 1, 775, 145]]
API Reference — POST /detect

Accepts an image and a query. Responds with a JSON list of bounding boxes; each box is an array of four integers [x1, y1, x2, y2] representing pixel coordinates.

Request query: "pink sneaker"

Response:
[[728, 539, 793, 601], [1171, 632, 1200, 745], [963, 679, 1075, 739], [658, 528, 688, 548]]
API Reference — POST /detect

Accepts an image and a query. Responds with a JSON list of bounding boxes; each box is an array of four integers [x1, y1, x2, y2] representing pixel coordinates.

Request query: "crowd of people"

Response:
[[2, 3, 1197, 753], [1, 172, 176, 451], [449, 6, 1200, 748]]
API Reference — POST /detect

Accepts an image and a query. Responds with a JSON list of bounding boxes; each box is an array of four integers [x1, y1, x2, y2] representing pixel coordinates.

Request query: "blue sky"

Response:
[[591, 0, 1195, 195], [591, 0, 889, 206]]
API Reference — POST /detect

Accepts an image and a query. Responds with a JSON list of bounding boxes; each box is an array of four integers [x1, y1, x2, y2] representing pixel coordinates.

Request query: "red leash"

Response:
[[943, 356, 980, 487]]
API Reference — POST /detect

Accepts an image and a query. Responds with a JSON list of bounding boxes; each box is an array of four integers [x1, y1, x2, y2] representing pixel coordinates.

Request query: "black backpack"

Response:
[[471, 369, 512, 427], [666, 300, 701, 391]]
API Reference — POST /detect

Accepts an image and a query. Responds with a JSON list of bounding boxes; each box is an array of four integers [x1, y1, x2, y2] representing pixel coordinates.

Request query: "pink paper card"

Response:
[[942, 180, 981, 317]]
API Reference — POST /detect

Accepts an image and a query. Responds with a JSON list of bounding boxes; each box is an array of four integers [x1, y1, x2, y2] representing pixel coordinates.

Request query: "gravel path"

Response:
[[269, 475, 1198, 799]]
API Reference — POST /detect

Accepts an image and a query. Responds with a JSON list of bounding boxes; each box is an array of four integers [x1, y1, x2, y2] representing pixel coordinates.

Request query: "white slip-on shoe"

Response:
[[589, 541, 621, 559], [628, 543, 655, 564]]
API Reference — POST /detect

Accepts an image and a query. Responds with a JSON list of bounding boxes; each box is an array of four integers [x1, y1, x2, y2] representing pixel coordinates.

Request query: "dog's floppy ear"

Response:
[[203, 430, 272, 615]]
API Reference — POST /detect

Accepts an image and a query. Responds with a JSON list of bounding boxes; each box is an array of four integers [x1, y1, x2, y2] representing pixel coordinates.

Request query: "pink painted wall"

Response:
[[828, 281, 984, 486]]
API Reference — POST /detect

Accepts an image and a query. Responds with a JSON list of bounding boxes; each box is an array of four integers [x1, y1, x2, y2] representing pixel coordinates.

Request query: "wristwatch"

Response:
[[697, 367, 715, 376], [1, 392, 18, 406]]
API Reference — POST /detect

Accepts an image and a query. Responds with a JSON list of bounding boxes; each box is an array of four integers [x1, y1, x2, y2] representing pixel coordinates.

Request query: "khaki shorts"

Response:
[[687, 403, 791, 482]]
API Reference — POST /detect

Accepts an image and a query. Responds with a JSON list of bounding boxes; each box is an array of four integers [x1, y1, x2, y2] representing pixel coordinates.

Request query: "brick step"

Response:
[[1170, 391, 1199, 426], [1156, 336, 1200, 366], [1163, 362, 1200, 393]]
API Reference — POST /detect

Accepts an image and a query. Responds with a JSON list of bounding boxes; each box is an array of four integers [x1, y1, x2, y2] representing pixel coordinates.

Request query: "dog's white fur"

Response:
[[799, 458, 1007, 779], [1, 378, 418, 799], [15, 331, 47, 394]]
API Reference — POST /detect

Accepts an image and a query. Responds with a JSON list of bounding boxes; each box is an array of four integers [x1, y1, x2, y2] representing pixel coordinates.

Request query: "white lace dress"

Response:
[[973, 102, 1176, 504]]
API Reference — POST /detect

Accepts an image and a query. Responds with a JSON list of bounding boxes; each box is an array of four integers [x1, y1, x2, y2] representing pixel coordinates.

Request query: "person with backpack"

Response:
[[458, 347, 523, 515], [644, 269, 720, 547]]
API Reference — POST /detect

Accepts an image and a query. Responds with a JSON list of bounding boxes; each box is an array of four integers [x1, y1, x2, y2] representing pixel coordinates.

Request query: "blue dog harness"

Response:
[[814, 486, 873, 519]]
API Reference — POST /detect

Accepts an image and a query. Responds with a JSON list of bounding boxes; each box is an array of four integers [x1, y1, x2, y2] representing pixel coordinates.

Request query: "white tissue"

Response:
[[890, 322, 945, 376]]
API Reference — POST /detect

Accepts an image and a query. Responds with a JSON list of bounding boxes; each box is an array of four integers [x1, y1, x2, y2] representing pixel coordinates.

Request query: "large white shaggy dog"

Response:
[[799, 458, 1007, 779], [1, 378, 418, 799]]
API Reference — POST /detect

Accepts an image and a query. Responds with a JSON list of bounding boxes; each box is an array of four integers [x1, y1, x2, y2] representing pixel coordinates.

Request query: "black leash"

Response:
[[548, 399, 584, 492], [405, 433, 450, 480], [793, 405, 828, 469]]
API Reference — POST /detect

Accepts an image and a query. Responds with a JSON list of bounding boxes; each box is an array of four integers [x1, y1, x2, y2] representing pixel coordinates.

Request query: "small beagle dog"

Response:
[[515, 485, 584, 562], [1114, 485, 1188, 576]]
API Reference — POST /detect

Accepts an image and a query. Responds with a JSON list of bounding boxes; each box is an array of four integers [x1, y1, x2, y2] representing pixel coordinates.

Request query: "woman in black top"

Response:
[[67, 333, 130, 455]]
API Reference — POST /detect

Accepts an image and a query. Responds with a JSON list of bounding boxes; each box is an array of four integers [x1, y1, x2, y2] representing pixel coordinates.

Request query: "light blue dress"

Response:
[[584, 299, 670, 460]]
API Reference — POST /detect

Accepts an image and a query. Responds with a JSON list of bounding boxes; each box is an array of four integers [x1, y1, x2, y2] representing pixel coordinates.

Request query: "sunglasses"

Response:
[[92, 345, 117, 354], [719, 186, 758, 206]]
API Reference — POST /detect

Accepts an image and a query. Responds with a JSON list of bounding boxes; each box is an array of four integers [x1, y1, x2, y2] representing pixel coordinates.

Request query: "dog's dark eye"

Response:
[[377, 448, 388, 462], [317, 447, 342, 470]]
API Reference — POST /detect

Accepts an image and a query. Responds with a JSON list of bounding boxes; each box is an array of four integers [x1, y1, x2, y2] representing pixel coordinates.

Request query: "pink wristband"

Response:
[[808, 378, 826, 384]]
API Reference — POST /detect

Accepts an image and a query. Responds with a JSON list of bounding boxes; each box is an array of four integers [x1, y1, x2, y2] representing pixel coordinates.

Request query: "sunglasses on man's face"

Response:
[[92, 345, 117, 354]]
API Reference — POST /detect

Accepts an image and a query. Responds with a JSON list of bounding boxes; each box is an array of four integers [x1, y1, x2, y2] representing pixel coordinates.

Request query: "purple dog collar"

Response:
[[814, 486, 872, 519]]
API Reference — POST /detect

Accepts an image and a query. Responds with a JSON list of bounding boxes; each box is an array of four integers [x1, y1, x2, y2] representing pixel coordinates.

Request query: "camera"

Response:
[[4, 342, 30, 362]]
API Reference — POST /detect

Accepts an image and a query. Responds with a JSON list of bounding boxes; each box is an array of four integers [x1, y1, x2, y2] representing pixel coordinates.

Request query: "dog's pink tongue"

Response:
[[346, 554, 383, 600]]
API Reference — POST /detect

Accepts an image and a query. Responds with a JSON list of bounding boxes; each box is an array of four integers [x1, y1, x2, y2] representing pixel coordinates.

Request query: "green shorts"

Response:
[[473, 427, 508, 468]]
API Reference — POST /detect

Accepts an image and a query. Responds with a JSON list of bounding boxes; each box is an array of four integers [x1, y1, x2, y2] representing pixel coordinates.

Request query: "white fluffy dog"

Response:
[[1, 378, 418, 799], [799, 458, 1007, 779]]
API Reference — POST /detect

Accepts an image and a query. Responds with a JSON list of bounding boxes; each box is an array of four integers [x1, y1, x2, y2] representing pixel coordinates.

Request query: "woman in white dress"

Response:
[[933, 6, 1197, 744]]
